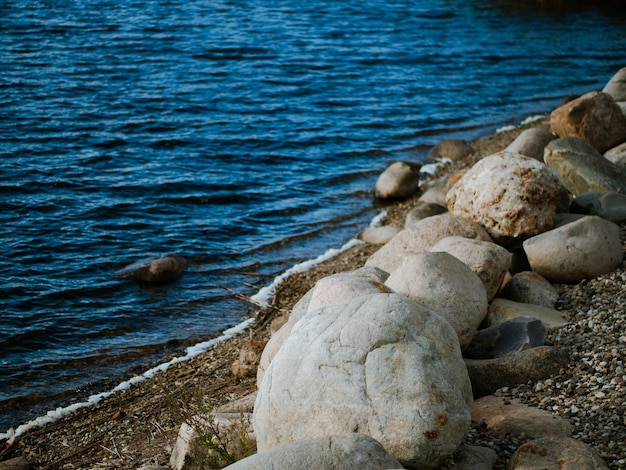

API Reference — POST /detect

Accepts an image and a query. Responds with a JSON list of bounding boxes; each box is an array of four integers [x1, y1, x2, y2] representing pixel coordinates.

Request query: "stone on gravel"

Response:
[[374, 161, 421, 200], [505, 127, 556, 161], [385, 252, 488, 350], [417, 177, 448, 207], [365, 212, 492, 273], [463, 316, 545, 360], [405, 201, 447, 226], [500, 271, 559, 307], [465, 346, 569, 398], [446, 151, 562, 244], [223, 434, 402, 470], [550, 90, 626, 153], [231, 340, 266, 379], [508, 436, 609, 470], [544, 137, 626, 195], [253, 293, 473, 469], [428, 139, 474, 161], [603, 66, 626, 102], [472, 395, 573, 439], [429, 236, 511, 301], [360, 225, 401, 244], [571, 191, 626, 223], [604, 141, 626, 169], [0, 457, 32, 470], [485, 298, 568, 331], [446, 445, 497, 470], [116, 253, 188, 284], [522, 215, 623, 283]]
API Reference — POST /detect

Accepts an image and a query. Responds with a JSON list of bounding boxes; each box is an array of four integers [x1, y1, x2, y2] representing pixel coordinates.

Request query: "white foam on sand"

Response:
[[0, 216, 382, 443]]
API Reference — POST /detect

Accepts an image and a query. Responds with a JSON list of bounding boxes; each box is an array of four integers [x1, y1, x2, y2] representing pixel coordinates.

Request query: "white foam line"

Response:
[[368, 210, 387, 228], [496, 114, 547, 134], [0, 317, 254, 444]]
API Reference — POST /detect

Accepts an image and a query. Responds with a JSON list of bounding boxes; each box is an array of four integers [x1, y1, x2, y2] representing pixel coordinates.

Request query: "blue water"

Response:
[[1, 0, 625, 431]]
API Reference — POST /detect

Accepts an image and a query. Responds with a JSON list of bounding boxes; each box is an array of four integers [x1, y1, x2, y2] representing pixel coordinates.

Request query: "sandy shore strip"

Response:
[[1, 114, 625, 469]]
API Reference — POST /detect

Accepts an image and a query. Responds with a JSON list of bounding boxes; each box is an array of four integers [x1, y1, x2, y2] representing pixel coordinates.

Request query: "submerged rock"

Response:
[[117, 253, 188, 284]]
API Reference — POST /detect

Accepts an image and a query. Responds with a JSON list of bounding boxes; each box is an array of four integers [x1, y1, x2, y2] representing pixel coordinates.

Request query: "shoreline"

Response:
[[2, 111, 624, 469]]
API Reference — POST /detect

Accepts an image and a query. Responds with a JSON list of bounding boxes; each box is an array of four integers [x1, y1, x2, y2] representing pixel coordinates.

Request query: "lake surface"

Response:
[[2, 0, 626, 431]]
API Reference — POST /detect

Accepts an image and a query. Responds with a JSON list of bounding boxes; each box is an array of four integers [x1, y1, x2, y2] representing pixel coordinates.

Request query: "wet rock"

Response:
[[571, 191, 626, 223], [602, 66, 626, 102], [446, 151, 562, 245], [544, 137, 626, 195], [550, 90, 626, 153], [465, 346, 569, 398], [472, 396, 573, 439], [500, 271, 559, 308], [374, 161, 421, 200], [509, 436, 609, 470], [428, 139, 474, 161], [365, 212, 492, 274], [522, 215, 623, 283], [385, 252, 488, 350], [464, 316, 545, 360], [254, 293, 473, 469], [505, 127, 556, 161], [117, 253, 188, 284], [405, 201, 447, 226], [429, 235, 511, 301], [359, 225, 401, 244], [224, 434, 402, 470]]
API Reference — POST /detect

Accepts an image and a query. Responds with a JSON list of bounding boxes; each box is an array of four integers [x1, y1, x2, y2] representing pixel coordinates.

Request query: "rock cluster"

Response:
[[171, 68, 626, 469]]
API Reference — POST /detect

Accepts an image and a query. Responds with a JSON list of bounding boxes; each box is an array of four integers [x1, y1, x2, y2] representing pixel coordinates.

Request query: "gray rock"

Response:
[[446, 151, 562, 244], [429, 236, 512, 301], [471, 396, 573, 439], [405, 201, 447, 226], [224, 434, 402, 470], [365, 212, 492, 274], [485, 298, 568, 332], [522, 215, 623, 284], [374, 161, 421, 200], [445, 445, 497, 470], [385, 252, 488, 350], [428, 139, 474, 161], [253, 293, 473, 469], [544, 137, 626, 195], [418, 177, 449, 206], [509, 437, 609, 470], [360, 225, 401, 244], [571, 191, 626, 223], [602, 66, 626, 102], [465, 346, 569, 398], [604, 141, 626, 169], [550, 90, 626, 153], [116, 253, 188, 284], [505, 127, 556, 161], [464, 317, 545, 360], [500, 271, 559, 308]]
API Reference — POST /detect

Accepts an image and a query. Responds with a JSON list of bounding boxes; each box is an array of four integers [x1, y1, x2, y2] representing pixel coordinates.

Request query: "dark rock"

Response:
[[464, 316, 545, 360], [428, 139, 474, 161], [117, 253, 188, 284], [571, 191, 626, 223]]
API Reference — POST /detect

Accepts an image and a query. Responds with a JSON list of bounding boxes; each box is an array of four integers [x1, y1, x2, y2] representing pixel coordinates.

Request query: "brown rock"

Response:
[[508, 436, 609, 469], [428, 139, 475, 161], [0, 457, 32, 470]]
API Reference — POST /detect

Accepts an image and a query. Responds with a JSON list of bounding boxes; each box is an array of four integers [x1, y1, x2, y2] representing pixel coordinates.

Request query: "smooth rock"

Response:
[[544, 137, 626, 195], [550, 90, 626, 153], [360, 225, 402, 244], [447, 445, 497, 470], [499, 271, 559, 308], [446, 151, 562, 245], [602, 66, 626, 102], [385, 252, 488, 349], [522, 215, 623, 283], [464, 317, 545, 360], [374, 161, 421, 200], [571, 191, 626, 223], [0, 457, 31, 470], [417, 176, 449, 206], [428, 139, 474, 161], [508, 436, 609, 470], [365, 212, 492, 274], [254, 293, 473, 469], [405, 201, 447, 226], [116, 253, 188, 284], [505, 127, 556, 161], [429, 236, 512, 301], [465, 346, 569, 398], [485, 298, 567, 331], [472, 396, 573, 439], [224, 434, 402, 470], [604, 141, 626, 169]]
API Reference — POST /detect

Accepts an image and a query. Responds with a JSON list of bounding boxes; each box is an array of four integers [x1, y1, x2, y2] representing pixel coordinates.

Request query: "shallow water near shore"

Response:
[[2, 0, 626, 431]]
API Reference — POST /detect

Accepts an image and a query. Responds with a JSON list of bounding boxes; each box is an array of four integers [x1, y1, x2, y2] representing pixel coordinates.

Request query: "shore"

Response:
[[2, 115, 625, 469]]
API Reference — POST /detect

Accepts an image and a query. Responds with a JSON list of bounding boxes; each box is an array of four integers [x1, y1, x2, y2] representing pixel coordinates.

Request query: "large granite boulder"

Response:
[[571, 191, 626, 223], [544, 137, 626, 195], [116, 253, 188, 284], [602, 66, 626, 102], [223, 434, 402, 470], [365, 212, 492, 273], [522, 215, 623, 284], [374, 161, 421, 200], [446, 151, 562, 245], [253, 293, 473, 469], [385, 252, 488, 350], [429, 236, 511, 301], [428, 139, 474, 161], [505, 127, 556, 161], [550, 91, 626, 153]]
